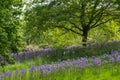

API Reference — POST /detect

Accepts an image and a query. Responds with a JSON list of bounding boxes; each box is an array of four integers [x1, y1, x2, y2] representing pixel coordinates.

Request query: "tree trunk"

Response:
[[82, 27, 89, 47]]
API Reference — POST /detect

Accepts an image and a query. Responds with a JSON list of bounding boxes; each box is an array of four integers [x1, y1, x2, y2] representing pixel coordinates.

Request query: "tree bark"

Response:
[[82, 27, 89, 47]]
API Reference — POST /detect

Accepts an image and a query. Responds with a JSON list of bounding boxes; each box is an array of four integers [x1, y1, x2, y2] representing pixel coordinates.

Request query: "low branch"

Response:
[[56, 25, 82, 35], [69, 21, 83, 31]]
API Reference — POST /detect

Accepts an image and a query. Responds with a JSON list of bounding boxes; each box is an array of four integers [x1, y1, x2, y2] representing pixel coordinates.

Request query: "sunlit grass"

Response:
[[0, 57, 45, 73], [1, 41, 120, 80], [1, 63, 120, 80]]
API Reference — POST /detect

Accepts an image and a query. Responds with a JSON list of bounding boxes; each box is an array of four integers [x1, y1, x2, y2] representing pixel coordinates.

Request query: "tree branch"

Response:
[[91, 18, 113, 28], [80, 3, 86, 27], [92, 2, 111, 19], [88, 0, 100, 26], [90, 13, 104, 28], [88, 2, 111, 27], [69, 20, 83, 31], [56, 25, 82, 35]]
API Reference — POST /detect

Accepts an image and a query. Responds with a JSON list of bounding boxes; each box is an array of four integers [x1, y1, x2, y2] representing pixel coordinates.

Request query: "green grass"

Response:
[[44, 41, 120, 62], [1, 41, 120, 72], [0, 57, 45, 72], [1, 41, 120, 80], [1, 63, 120, 80]]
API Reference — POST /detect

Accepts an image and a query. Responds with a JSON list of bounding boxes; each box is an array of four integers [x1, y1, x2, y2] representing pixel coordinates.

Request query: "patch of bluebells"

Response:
[[117, 55, 120, 62], [9, 46, 82, 62], [10, 48, 53, 62], [21, 69, 27, 75], [91, 57, 101, 67], [1, 50, 120, 79], [4, 71, 12, 77]]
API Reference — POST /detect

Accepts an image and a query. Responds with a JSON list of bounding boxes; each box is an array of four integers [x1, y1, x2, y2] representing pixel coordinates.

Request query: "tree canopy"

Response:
[[25, 0, 120, 46]]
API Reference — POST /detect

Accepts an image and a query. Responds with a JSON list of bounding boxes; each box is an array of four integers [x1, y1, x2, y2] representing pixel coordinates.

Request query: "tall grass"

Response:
[[45, 41, 120, 62], [1, 50, 120, 80], [1, 41, 120, 72], [10, 41, 120, 62]]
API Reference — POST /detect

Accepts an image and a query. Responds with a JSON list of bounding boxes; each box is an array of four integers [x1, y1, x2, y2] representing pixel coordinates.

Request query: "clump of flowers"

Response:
[[1, 50, 120, 79]]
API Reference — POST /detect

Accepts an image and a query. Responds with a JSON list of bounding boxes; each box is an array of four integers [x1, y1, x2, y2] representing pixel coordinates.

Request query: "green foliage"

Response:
[[0, 0, 24, 66], [39, 28, 82, 47], [24, 0, 120, 46], [89, 21, 120, 44]]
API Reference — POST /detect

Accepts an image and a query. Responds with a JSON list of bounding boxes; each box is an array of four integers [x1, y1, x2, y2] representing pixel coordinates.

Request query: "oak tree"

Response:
[[25, 0, 120, 46]]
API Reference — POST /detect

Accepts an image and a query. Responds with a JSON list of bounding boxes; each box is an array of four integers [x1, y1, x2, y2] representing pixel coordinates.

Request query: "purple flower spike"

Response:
[[110, 57, 115, 63], [91, 57, 101, 66], [4, 71, 12, 77], [111, 50, 119, 57], [117, 55, 120, 62], [21, 69, 27, 74], [30, 65, 36, 72], [103, 54, 110, 59]]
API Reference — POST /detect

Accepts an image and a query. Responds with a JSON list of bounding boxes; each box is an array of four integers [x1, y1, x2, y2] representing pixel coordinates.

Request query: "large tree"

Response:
[[0, 0, 24, 66], [25, 0, 120, 46]]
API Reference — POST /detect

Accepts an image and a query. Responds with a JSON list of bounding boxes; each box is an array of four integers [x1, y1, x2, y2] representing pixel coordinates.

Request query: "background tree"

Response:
[[25, 0, 120, 47], [0, 0, 24, 66]]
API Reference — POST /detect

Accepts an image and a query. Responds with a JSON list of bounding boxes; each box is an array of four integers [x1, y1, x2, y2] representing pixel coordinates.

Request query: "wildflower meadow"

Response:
[[1, 49, 120, 80]]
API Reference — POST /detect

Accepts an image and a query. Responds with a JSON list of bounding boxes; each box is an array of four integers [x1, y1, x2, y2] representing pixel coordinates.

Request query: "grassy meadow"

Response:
[[1, 0, 120, 80], [1, 41, 120, 80]]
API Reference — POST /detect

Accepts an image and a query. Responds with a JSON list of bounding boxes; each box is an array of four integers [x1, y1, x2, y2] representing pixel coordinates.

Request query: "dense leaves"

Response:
[[24, 0, 120, 46], [0, 0, 24, 66]]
